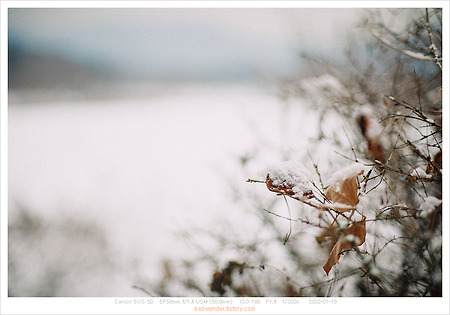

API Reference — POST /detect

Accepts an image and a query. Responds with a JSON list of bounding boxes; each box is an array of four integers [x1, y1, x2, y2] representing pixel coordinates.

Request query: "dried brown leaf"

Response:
[[316, 225, 340, 248], [266, 174, 314, 200], [368, 139, 386, 164], [322, 219, 366, 275], [358, 114, 385, 163], [325, 170, 363, 211], [266, 174, 296, 197]]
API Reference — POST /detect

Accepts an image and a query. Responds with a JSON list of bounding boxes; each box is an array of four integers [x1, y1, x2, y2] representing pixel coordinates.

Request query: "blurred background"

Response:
[[8, 8, 365, 96], [8, 8, 426, 297]]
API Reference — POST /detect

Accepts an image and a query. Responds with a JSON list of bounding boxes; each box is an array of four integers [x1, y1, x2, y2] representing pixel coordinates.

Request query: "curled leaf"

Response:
[[325, 164, 365, 211], [323, 218, 366, 275], [266, 161, 315, 200], [316, 225, 340, 248]]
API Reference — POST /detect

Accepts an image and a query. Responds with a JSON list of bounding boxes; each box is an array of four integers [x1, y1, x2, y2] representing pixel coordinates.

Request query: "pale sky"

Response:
[[8, 8, 367, 81]]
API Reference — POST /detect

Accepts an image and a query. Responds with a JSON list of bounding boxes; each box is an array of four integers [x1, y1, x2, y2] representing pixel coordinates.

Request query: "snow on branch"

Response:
[[262, 161, 368, 213], [368, 27, 436, 62], [425, 8, 442, 70], [265, 161, 315, 200]]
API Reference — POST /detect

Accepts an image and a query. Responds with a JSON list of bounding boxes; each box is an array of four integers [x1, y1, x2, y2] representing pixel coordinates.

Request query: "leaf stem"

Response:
[[283, 195, 292, 245], [246, 178, 265, 184]]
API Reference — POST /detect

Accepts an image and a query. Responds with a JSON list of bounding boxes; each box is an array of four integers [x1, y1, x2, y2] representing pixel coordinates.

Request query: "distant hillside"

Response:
[[9, 40, 114, 91], [8, 38, 125, 104]]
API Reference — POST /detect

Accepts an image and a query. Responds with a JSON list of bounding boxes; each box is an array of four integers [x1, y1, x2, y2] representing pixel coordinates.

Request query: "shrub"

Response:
[[137, 8, 442, 297]]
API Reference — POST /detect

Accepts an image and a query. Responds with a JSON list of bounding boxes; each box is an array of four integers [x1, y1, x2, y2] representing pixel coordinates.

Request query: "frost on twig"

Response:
[[368, 26, 436, 62], [425, 9, 442, 70]]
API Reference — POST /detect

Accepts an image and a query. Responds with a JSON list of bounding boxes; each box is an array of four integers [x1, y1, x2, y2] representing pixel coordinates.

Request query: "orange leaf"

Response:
[[346, 219, 366, 246], [316, 225, 340, 248], [322, 239, 351, 275], [322, 218, 366, 275], [325, 168, 363, 211]]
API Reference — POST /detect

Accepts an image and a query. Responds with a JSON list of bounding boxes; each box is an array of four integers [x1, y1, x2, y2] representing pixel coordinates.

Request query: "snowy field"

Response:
[[8, 83, 319, 296]]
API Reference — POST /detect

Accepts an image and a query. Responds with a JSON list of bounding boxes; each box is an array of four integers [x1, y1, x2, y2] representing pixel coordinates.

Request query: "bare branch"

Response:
[[368, 26, 435, 62]]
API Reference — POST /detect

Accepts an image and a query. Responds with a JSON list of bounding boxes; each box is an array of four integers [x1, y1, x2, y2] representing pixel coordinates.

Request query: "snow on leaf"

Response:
[[266, 161, 314, 200], [410, 167, 433, 182], [325, 164, 365, 211], [323, 218, 366, 275], [316, 224, 340, 250], [419, 196, 442, 218]]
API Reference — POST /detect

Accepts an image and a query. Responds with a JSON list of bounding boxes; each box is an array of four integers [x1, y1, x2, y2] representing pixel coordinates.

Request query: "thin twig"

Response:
[[283, 195, 293, 245], [261, 208, 324, 229], [425, 9, 442, 70], [132, 285, 154, 297], [247, 178, 265, 184], [368, 26, 435, 62], [299, 269, 361, 293]]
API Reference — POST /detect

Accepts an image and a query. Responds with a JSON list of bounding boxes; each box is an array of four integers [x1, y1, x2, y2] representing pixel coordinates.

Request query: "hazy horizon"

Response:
[[9, 8, 368, 84]]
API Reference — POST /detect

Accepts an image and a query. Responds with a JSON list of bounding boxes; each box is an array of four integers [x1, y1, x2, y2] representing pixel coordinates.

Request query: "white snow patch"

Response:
[[362, 254, 372, 265], [419, 196, 441, 217], [410, 167, 432, 179], [344, 234, 361, 245], [369, 264, 382, 277], [327, 163, 367, 186], [357, 192, 373, 214], [266, 161, 313, 198], [430, 237, 441, 253], [369, 27, 435, 62]]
